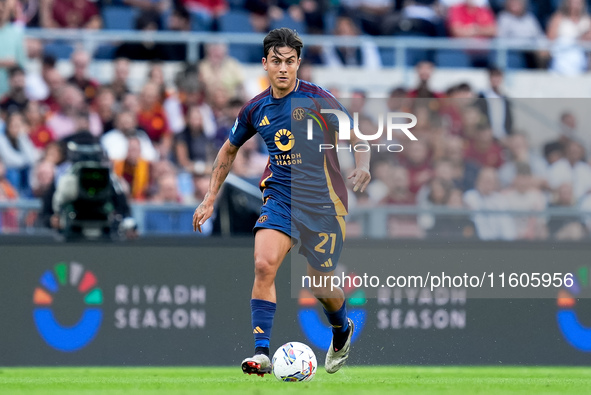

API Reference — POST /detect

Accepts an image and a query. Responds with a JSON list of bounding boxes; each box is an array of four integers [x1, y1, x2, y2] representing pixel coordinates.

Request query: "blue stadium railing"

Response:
[[24, 29, 591, 70]]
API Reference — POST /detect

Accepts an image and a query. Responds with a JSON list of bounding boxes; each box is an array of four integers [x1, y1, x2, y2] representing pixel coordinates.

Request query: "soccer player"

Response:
[[193, 28, 371, 376]]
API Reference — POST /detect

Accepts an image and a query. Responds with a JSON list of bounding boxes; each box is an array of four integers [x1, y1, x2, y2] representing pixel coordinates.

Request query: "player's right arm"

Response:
[[192, 140, 240, 232]]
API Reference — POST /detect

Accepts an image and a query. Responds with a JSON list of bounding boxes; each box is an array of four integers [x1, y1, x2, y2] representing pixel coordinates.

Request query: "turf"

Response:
[[0, 366, 590, 395]]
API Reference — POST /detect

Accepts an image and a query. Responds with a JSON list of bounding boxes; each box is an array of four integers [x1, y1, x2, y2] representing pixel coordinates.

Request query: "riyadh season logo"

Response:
[[297, 268, 366, 350], [304, 108, 418, 153], [557, 266, 591, 352], [33, 262, 103, 352]]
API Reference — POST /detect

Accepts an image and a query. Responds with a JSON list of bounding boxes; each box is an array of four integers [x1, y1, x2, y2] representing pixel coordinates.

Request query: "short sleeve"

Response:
[[228, 105, 256, 147]]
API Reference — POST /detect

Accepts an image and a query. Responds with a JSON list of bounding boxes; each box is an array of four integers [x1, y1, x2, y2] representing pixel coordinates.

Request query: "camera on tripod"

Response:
[[53, 142, 118, 240]]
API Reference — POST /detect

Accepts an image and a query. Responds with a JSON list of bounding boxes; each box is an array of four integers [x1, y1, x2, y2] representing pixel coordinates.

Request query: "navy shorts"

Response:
[[253, 197, 345, 273]]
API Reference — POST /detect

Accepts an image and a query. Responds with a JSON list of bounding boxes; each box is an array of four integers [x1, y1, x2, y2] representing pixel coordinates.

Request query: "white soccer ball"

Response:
[[272, 341, 317, 382]]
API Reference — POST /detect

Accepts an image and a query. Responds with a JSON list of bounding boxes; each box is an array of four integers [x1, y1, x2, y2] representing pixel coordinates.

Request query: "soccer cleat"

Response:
[[325, 318, 354, 374], [241, 354, 272, 377]]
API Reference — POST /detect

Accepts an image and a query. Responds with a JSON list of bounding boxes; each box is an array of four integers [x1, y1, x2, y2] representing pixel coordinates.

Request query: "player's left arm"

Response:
[[348, 131, 371, 193]]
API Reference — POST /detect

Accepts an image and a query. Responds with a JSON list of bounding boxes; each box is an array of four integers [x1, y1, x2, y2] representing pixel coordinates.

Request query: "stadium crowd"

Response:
[[1, 0, 591, 72], [0, 43, 590, 240]]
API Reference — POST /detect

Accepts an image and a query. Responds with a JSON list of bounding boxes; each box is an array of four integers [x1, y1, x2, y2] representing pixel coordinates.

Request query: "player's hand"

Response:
[[348, 167, 371, 193], [193, 199, 214, 233]]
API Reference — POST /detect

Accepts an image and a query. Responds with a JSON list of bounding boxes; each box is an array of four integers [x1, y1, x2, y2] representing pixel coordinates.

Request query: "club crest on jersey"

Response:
[[258, 215, 268, 223], [274, 129, 295, 152], [292, 107, 305, 121]]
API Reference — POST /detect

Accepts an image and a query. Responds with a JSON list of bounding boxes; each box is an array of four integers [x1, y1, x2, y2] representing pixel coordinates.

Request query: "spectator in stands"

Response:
[[448, 0, 497, 67], [0, 0, 26, 97], [46, 84, 102, 139], [547, 182, 586, 240], [150, 173, 181, 203], [183, 168, 211, 204], [497, 0, 546, 69], [543, 140, 565, 166], [0, 160, 19, 232], [67, 50, 99, 105], [24, 100, 55, 148], [464, 123, 504, 168], [546, 139, 591, 201], [40, 67, 64, 114], [418, 176, 472, 239], [498, 132, 547, 188], [443, 135, 480, 191], [113, 136, 150, 201], [110, 57, 131, 103], [114, 11, 169, 61], [321, 16, 382, 70], [557, 110, 579, 143], [26, 54, 55, 101], [231, 135, 268, 184], [477, 67, 514, 141], [182, 0, 227, 27], [101, 110, 158, 162], [214, 97, 243, 148], [463, 167, 515, 240], [199, 43, 245, 100], [407, 61, 443, 98], [174, 105, 214, 173], [502, 162, 547, 240], [137, 81, 172, 156], [40, 0, 102, 29], [166, 6, 192, 61], [1, 66, 27, 114], [123, 0, 169, 13], [147, 61, 167, 102], [0, 111, 39, 195], [547, 0, 591, 75], [95, 87, 116, 134], [342, 0, 396, 36], [381, 165, 423, 238], [30, 160, 55, 198], [401, 140, 433, 196]]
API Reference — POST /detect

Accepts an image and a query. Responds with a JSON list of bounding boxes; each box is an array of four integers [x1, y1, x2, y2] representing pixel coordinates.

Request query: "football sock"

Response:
[[324, 300, 349, 334], [324, 300, 350, 350], [251, 299, 276, 356]]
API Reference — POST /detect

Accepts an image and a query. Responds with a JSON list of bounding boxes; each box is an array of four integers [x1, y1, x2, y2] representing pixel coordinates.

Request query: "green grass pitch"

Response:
[[1, 367, 590, 395]]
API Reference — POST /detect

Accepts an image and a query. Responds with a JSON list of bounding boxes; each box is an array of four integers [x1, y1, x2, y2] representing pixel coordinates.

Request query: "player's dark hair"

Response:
[[263, 28, 303, 59], [8, 65, 24, 78]]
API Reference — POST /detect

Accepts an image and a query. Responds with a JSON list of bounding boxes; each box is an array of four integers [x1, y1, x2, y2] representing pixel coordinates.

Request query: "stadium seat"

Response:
[[94, 44, 116, 60], [270, 14, 306, 34], [323, 10, 337, 34], [102, 6, 138, 30], [218, 10, 253, 32], [435, 49, 471, 68], [43, 42, 74, 59]]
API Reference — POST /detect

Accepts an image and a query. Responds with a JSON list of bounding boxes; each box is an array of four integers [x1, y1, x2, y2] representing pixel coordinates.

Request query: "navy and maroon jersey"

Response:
[[229, 79, 352, 216]]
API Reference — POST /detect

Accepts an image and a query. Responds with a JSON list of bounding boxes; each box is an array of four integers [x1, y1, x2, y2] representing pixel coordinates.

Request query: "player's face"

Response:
[[262, 46, 300, 96]]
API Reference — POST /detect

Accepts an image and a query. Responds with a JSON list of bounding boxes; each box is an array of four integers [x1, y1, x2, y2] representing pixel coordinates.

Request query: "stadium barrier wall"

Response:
[[0, 237, 590, 366]]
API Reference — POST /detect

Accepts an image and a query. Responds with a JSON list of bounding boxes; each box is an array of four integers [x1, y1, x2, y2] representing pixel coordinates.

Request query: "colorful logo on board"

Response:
[[557, 266, 591, 352], [297, 272, 366, 350], [33, 262, 103, 352]]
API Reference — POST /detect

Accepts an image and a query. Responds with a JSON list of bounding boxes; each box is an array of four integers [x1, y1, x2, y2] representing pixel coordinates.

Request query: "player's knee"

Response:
[[253, 256, 278, 279]]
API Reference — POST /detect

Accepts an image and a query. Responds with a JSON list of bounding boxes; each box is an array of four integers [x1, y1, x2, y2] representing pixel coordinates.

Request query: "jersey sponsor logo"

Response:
[[258, 215, 268, 223], [259, 116, 271, 126], [292, 107, 306, 121], [274, 129, 295, 152]]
